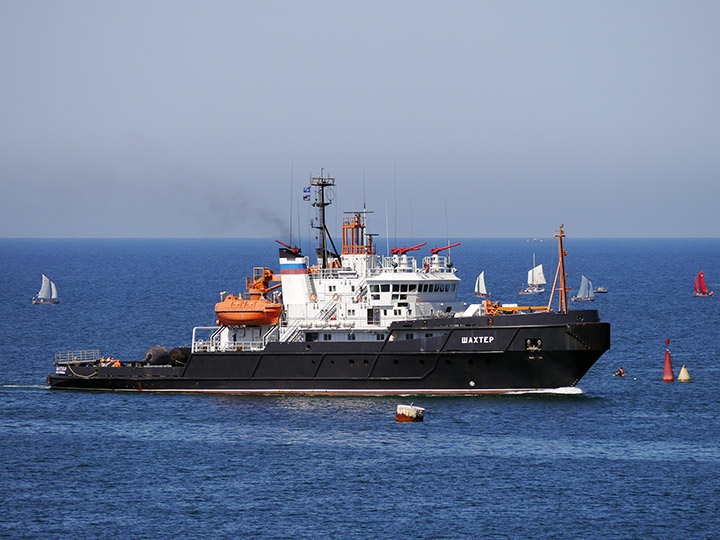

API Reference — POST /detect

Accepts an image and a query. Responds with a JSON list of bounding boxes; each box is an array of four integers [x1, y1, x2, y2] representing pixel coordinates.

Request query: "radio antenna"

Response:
[[288, 162, 294, 245]]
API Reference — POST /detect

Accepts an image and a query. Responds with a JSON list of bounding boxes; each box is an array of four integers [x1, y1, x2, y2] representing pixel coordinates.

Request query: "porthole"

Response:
[[393, 359, 399, 365]]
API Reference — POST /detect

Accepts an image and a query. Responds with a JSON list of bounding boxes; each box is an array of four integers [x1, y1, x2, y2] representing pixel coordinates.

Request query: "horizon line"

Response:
[[2, 236, 719, 241]]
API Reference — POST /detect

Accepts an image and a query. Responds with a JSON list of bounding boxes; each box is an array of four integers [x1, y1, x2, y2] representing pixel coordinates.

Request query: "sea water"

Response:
[[1, 238, 719, 540]]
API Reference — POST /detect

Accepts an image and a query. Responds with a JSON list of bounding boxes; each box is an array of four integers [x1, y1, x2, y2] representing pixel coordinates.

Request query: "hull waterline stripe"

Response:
[[49, 386, 582, 396]]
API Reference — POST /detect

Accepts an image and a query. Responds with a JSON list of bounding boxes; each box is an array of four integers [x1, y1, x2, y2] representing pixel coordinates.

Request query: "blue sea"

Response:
[[1, 237, 719, 540]]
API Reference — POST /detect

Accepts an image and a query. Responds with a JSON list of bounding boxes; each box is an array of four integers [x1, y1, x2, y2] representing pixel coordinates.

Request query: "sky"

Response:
[[1, 0, 718, 239]]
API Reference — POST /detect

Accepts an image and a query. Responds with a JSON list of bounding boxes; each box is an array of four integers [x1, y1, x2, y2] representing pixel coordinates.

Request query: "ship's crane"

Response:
[[390, 242, 427, 255], [430, 242, 461, 255], [275, 240, 301, 255]]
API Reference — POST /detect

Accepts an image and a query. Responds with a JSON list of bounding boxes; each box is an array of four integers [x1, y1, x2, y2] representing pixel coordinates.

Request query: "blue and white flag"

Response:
[[303, 186, 311, 193]]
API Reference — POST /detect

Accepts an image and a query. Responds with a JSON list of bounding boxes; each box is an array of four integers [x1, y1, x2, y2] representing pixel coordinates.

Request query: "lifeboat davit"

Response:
[[215, 266, 283, 326], [215, 295, 282, 326]]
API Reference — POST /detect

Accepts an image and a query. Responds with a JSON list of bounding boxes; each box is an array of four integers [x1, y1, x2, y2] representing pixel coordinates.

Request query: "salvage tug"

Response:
[[48, 172, 610, 394]]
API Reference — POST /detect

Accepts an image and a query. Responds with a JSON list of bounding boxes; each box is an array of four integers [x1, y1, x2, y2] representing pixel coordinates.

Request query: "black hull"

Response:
[[48, 311, 610, 395]]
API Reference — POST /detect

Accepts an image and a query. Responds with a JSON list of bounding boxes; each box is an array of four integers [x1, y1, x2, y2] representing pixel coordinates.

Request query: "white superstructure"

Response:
[[196, 172, 475, 352], [273, 212, 466, 344]]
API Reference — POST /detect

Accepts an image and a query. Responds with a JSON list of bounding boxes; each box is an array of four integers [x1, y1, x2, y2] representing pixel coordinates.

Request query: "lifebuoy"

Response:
[[332, 293, 340, 301], [309, 293, 317, 302]]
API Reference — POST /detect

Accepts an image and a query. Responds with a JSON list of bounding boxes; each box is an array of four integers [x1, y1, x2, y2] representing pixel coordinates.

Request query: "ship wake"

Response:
[[506, 386, 584, 396]]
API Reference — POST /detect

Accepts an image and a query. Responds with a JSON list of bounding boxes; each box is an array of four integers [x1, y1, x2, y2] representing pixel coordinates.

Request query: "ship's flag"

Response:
[[303, 195, 310, 201], [303, 186, 311, 193]]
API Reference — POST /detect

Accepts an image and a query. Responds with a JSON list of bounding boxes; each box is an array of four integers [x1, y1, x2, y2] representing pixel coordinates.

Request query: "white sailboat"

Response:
[[474, 271, 490, 297], [32, 274, 59, 305], [519, 255, 546, 295], [572, 275, 595, 302]]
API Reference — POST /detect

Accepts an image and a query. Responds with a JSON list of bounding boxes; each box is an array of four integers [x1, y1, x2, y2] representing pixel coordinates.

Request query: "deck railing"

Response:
[[192, 327, 266, 352], [54, 350, 101, 363]]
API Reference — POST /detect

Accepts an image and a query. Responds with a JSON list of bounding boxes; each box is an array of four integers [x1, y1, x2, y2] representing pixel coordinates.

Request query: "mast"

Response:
[[310, 169, 337, 269], [547, 225, 569, 313]]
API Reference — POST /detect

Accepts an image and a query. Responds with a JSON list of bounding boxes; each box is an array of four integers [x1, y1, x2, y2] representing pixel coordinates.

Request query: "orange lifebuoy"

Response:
[[309, 293, 317, 302], [332, 293, 340, 301]]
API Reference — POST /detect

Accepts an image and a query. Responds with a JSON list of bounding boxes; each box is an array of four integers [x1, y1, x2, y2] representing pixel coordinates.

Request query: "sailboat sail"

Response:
[[578, 275, 594, 299], [694, 271, 713, 296], [33, 274, 59, 304], [474, 271, 488, 296], [572, 275, 595, 301], [38, 274, 52, 299], [519, 254, 546, 295], [528, 264, 546, 286]]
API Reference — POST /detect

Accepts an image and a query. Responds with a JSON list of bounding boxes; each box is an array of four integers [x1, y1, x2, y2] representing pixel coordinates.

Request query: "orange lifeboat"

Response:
[[215, 295, 282, 326], [214, 267, 283, 327]]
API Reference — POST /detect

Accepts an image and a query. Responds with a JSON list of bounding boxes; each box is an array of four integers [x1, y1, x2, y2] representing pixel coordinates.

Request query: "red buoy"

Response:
[[663, 338, 674, 382]]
